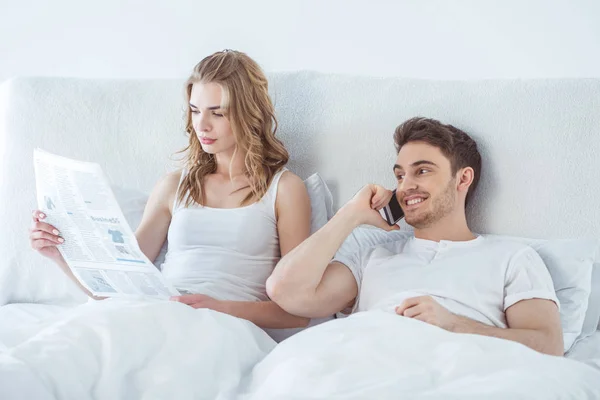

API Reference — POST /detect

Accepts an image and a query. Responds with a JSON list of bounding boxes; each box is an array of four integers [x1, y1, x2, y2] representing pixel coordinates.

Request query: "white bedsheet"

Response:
[[0, 300, 276, 400], [239, 311, 600, 400]]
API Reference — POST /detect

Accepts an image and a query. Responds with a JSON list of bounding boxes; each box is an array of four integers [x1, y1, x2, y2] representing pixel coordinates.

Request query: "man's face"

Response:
[[393, 141, 458, 229]]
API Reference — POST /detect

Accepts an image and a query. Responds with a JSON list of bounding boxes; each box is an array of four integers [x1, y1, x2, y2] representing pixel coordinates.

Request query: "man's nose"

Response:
[[398, 175, 418, 193]]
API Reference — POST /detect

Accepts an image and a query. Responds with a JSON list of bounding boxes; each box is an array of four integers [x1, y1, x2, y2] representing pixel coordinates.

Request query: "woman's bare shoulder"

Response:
[[147, 170, 184, 212]]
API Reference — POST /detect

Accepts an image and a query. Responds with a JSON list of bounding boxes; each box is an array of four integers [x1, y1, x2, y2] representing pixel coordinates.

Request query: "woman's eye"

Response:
[[396, 175, 404, 181], [213, 112, 224, 117], [191, 109, 199, 114]]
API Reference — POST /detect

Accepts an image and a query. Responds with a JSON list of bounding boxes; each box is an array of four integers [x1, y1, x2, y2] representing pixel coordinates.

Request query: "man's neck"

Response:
[[412, 212, 475, 242]]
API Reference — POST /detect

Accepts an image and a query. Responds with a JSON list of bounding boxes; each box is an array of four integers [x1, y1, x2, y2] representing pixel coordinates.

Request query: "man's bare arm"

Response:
[[267, 185, 397, 318], [452, 299, 563, 356]]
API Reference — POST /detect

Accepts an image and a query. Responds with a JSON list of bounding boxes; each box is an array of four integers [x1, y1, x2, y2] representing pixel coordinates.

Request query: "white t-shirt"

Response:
[[332, 228, 559, 328]]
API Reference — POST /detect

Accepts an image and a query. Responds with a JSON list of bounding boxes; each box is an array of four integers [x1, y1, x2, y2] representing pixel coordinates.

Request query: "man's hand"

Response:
[[395, 296, 459, 331], [170, 294, 227, 313], [397, 296, 563, 356], [343, 184, 399, 231]]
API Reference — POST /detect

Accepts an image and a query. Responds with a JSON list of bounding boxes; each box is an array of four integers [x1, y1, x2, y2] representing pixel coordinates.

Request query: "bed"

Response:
[[1, 75, 599, 399]]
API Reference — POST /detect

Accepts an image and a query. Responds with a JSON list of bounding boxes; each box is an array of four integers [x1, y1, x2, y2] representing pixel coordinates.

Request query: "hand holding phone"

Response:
[[379, 189, 404, 226]]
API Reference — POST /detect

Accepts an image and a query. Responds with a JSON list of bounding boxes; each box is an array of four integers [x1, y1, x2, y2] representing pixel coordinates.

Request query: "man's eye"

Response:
[[418, 169, 429, 174], [396, 175, 404, 181]]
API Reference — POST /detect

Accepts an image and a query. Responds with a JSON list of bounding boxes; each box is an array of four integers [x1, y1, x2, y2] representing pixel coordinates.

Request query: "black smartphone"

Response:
[[379, 189, 404, 225]]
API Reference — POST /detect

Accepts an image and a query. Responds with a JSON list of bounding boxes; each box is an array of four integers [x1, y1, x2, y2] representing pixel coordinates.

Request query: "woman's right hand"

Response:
[[29, 210, 66, 264]]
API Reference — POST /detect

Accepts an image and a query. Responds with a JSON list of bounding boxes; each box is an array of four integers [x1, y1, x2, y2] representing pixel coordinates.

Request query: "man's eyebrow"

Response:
[[410, 160, 438, 168], [393, 160, 438, 171]]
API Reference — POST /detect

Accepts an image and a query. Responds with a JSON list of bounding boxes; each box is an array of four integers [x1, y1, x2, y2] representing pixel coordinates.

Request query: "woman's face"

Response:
[[189, 82, 236, 155]]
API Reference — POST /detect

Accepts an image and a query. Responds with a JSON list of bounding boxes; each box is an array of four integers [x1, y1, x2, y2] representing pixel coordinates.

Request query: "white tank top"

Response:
[[160, 168, 285, 301]]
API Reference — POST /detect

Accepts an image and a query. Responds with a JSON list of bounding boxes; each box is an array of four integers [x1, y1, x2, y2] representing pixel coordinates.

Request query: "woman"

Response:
[[29, 49, 312, 330]]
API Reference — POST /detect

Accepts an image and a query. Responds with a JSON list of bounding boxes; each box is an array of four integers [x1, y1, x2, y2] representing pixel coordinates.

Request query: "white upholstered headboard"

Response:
[[1, 74, 599, 302]]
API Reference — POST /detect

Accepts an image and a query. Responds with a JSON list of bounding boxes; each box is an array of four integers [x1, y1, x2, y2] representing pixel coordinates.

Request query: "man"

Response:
[[267, 117, 563, 356]]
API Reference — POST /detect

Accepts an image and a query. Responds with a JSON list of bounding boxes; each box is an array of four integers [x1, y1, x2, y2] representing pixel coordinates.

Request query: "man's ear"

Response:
[[456, 167, 474, 194]]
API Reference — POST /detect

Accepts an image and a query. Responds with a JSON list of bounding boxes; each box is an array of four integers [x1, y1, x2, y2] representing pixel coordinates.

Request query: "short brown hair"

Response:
[[393, 117, 482, 205]]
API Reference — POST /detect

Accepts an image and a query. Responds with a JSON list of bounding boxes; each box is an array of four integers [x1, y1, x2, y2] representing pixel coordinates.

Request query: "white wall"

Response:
[[1, 0, 600, 83]]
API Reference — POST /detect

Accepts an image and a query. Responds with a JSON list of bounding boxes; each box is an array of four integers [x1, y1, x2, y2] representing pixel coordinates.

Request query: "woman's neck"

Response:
[[214, 147, 246, 179]]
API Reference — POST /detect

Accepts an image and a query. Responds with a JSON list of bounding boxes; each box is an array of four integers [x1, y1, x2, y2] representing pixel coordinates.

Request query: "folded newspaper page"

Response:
[[33, 149, 179, 298]]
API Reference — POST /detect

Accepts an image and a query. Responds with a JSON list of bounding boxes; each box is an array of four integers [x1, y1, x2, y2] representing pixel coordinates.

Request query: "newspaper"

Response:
[[33, 149, 179, 299]]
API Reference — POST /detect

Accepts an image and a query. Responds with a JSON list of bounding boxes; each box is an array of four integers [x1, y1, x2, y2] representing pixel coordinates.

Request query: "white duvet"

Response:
[[2, 304, 599, 400], [0, 299, 276, 400], [239, 311, 600, 400]]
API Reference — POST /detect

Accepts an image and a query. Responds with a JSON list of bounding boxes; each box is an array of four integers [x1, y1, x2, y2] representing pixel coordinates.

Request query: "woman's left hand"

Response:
[[170, 294, 226, 312]]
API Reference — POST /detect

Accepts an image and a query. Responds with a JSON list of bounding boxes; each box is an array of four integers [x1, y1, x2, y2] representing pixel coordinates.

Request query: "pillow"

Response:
[[485, 235, 598, 352], [579, 262, 600, 339], [303, 173, 334, 233], [596, 264, 600, 331], [112, 186, 167, 268]]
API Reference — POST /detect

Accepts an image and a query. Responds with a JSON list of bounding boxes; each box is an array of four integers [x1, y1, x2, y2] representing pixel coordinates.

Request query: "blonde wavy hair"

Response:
[[178, 50, 289, 207]]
